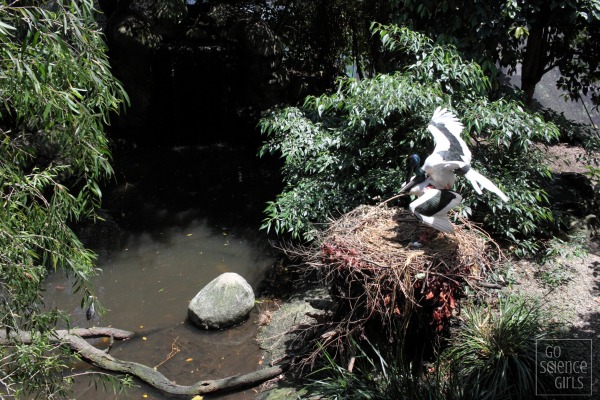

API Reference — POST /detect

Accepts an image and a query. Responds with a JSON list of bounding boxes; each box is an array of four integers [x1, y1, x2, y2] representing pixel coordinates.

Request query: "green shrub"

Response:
[[442, 296, 549, 400], [305, 338, 445, 400], [259, 23, 560, 255], [302, 296, 552, 400]]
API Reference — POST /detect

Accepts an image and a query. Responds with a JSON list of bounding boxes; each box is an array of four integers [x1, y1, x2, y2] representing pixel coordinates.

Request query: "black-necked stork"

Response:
[[422, 107, 509, 202], [398, 160, 461, 242], [410, 188, 462, 233], [400, 169, 462, 234]]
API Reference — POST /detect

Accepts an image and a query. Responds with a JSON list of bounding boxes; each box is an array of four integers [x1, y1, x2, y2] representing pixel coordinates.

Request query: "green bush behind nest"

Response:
[[259, 23, 562, 256]]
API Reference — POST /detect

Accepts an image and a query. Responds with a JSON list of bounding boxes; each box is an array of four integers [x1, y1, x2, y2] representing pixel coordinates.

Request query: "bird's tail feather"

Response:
[[465, 169, 509, 202], [421, 215, 455, 233], [464, 170, 484, 195]]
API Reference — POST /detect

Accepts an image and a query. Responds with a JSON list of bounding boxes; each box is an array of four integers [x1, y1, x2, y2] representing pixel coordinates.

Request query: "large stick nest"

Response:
[[289, 204, 501, 359]]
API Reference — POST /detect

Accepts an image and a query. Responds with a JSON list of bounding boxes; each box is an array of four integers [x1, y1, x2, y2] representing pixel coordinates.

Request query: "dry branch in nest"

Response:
[[288, 204, 501, 362]]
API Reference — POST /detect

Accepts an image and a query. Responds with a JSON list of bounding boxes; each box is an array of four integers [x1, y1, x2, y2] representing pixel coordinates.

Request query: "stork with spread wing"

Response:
[[397, 107, 509, 242]]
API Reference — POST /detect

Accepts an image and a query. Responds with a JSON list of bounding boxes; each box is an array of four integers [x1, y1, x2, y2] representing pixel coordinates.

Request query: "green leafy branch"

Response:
[[259, 23, 561, 254]]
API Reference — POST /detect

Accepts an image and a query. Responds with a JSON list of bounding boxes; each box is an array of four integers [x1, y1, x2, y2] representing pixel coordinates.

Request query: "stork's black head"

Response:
[[407, 154, 421, 170], [400, 154, 425, 193], [405, 154, 424, 182]]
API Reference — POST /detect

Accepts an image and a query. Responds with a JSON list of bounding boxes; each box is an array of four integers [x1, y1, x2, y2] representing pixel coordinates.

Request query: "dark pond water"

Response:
[[43, 142, 282, 399]]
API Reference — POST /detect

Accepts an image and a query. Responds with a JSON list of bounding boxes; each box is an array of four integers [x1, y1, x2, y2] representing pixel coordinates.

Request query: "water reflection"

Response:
[[44, 219, 275, 399]]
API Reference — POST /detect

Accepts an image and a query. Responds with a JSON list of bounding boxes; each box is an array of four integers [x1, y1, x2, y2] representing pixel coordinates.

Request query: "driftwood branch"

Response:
[[0, 327, 286, 398], [476, 281, 505, 289]]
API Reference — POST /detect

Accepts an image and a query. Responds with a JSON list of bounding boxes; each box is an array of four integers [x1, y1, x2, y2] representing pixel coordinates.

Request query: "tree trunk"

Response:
[[0, 327, 287, 398], [521, 24, 550, 105]]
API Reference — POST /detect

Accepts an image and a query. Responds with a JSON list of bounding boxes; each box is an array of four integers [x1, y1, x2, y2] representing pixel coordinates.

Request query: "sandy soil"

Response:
[[507, 143, 599, 397], [540, 143, 597, 175], [508, 239, 599, 395]]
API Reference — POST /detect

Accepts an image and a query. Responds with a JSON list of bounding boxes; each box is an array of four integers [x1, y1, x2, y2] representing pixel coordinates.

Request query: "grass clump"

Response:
[[305, 338, 444, 400], [303, 295, 551, 400], [442, 296, 549, 400]]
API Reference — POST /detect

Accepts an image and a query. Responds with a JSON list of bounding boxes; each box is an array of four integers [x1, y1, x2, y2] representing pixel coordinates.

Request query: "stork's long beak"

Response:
[[400, 174, 426, 193], [405, 166, 414, 189], [400, 177, 415, 193], [400, 155, 418, 193]]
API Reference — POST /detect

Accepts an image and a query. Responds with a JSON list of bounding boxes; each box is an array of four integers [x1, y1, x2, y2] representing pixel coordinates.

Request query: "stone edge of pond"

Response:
[[255, 285, 332, 400]]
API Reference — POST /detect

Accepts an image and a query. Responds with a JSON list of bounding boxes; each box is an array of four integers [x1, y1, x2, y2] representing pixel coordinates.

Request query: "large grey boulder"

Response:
[[188, 272, 255, 329]]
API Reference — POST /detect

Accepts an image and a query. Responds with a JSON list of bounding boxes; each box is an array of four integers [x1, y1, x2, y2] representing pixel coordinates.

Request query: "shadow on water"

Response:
[[44, 141, 283, 399]]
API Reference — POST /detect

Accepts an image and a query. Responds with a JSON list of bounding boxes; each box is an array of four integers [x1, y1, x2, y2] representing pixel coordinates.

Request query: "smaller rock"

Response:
[[188, 272, 255, 329], [568, 214, 598, 239]]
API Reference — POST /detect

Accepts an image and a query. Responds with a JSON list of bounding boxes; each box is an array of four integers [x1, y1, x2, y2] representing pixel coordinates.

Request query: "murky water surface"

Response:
[[43, 144, 280, 399]]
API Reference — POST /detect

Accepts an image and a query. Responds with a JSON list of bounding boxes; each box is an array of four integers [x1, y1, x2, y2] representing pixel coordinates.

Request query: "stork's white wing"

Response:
[[427, 107, 471, 165], [410, 189, 462, 233]]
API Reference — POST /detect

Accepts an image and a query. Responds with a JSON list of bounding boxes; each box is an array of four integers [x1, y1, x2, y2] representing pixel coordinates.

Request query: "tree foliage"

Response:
[[0, 0, 128, 396], [260, 0, 392, 81], [259, 23, 560, 255], [394, 0, 600, 105]]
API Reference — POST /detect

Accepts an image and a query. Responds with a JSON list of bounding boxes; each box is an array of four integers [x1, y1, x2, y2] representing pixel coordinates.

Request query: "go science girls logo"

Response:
[[536, 338, 592, 396]]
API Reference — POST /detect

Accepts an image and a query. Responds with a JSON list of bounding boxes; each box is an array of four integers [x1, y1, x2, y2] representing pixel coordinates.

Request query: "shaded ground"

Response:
[[542, 143, 598, 176], [503, 142, 600, 397], [507, 237, 599, 397]]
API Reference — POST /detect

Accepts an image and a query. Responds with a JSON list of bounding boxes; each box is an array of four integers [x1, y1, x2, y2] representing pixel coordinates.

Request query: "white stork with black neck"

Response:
[[408, 181, 462, 234], [397, 107, 508, 239], [422, 107, 509, 202], [399, 157, 462, 236]]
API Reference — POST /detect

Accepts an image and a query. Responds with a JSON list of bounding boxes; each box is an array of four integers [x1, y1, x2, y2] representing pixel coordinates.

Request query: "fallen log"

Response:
[[0, 327, 134, 343], [0, 327, 286, 398]]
